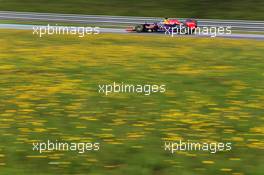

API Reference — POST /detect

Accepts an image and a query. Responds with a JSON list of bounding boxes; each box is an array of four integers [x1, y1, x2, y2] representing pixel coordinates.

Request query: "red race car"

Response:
[[128, 18, 197, 34]]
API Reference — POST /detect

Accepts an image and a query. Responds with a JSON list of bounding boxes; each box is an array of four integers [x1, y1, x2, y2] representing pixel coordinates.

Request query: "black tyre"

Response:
[[185, 27, 195, 35], [191, 28, 196, 34], [135, 25, 144, 33]]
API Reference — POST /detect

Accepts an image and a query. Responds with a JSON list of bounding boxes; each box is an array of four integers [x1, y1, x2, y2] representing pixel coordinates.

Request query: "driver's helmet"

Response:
[[163, 18, 170, 24]]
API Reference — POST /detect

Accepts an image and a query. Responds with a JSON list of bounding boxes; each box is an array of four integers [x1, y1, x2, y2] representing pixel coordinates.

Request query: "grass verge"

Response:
[[0, 30, 263, 175], [0, 0, 263, 20]]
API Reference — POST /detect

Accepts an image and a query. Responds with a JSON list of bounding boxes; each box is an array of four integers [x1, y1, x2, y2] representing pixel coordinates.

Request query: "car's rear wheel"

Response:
[[135, 25, 144, 33]]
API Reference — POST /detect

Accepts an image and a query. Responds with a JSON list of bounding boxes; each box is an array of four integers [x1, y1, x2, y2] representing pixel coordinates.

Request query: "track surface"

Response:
[[1, 23, 264, 40], [0, 11, 264, 40]]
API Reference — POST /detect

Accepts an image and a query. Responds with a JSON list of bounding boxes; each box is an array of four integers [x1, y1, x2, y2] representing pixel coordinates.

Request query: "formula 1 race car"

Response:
[[128, 18, 197, 34]]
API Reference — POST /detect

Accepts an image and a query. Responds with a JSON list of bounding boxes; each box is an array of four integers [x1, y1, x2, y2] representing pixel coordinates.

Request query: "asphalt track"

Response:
[[0, 11, 264, 40], [1, 23, 264, 40]]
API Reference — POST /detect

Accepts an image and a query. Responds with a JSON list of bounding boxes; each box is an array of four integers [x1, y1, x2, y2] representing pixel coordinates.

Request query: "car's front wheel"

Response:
[[185, 27, 196, 34]]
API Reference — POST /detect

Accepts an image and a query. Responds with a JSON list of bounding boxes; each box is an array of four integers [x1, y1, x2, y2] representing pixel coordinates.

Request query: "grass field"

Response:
[[0, 30, 264, 175], [0, 0, 264, 20]]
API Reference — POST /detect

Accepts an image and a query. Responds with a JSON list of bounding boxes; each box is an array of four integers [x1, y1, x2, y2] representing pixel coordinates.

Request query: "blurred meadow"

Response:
[[0, 30, 264, 175], [0, 0, 263, 20]]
